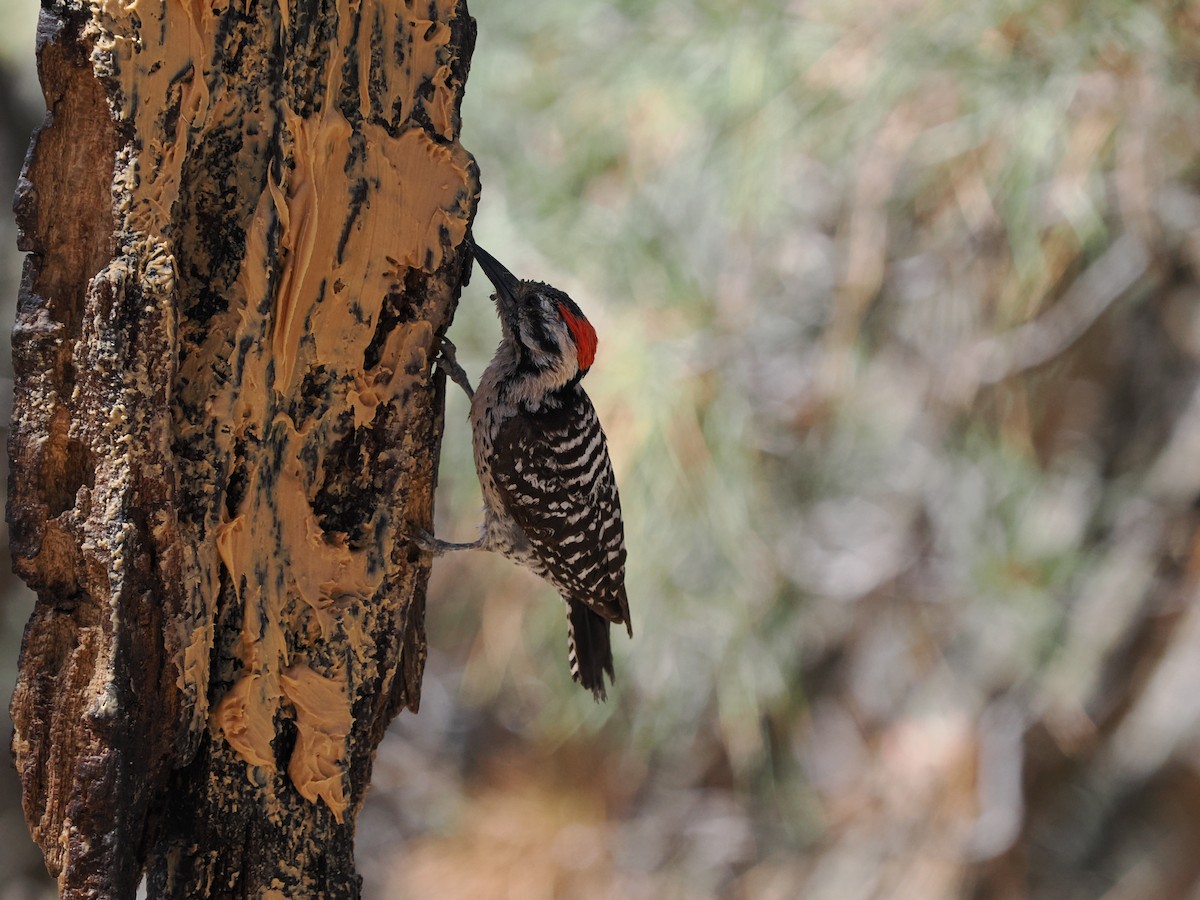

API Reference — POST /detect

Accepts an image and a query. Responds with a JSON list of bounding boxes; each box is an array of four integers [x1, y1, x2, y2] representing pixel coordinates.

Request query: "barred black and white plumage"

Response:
[[484, 387, 631, 698], [419, 241, 632, 701]]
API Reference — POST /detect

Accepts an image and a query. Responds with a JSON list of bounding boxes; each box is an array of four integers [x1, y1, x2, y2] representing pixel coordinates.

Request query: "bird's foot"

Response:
[[405, 524, 485, 556], [436, 337, 475, 400]]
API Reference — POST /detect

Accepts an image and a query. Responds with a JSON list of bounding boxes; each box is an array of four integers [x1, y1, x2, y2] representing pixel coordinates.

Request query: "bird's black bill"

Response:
[[470, 243, 521, 308]]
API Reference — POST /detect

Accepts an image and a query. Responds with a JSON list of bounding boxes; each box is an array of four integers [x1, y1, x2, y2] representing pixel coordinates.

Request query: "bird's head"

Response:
[[471, 242, 598, 388]]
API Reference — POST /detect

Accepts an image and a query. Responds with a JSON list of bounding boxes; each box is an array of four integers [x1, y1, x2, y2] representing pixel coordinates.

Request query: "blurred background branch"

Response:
[[6, 0, 1200, 897]]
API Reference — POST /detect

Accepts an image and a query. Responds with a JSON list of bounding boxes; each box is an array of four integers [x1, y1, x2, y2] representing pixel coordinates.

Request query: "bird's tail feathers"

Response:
[[566, 600, 615, 702]]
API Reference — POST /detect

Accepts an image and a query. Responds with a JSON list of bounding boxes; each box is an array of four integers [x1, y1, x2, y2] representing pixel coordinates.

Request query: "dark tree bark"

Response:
[[8, 1, 478, 896]]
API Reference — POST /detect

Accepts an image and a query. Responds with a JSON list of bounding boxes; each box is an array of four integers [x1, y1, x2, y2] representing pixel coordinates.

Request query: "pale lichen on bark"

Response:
[[9, 0, 478, 895]]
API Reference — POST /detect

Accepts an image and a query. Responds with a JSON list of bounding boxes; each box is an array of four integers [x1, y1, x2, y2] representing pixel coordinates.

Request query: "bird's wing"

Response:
[[489, 389, 631, 630]]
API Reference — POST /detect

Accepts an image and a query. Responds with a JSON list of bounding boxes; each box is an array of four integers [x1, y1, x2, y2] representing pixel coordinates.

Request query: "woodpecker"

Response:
[[418, 241, 632, 701]]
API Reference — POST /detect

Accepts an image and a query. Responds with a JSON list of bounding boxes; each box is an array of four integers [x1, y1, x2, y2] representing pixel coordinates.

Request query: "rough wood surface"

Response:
[[8, 1, 478, 896]]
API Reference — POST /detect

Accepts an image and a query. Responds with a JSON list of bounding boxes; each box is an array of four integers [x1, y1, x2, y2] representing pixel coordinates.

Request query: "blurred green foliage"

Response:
[[410, 0, 1200, 895]]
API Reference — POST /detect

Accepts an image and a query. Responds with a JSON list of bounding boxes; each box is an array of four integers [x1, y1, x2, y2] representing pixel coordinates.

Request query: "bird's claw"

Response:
[[436, 337, 475, 400], [403, 522, 484, 556]]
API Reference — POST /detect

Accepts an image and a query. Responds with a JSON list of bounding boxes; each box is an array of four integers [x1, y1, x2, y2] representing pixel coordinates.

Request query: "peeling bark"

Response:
[[8, 1, 478, 896]]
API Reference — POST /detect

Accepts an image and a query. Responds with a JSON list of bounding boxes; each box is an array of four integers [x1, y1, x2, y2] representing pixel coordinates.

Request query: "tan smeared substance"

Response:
[[280, 663, 354, 819], [90, 0, 475, 823]]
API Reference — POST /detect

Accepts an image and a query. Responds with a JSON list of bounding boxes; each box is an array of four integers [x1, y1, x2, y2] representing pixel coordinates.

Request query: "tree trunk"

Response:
[[8, 1, 477, 896]]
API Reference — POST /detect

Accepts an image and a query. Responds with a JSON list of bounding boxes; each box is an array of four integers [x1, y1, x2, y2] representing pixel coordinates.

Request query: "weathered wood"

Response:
[[8, 1, 478, 896]]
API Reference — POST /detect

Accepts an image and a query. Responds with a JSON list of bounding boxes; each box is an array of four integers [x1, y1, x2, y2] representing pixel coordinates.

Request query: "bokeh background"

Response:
[[6, 1, 1200, 897]]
